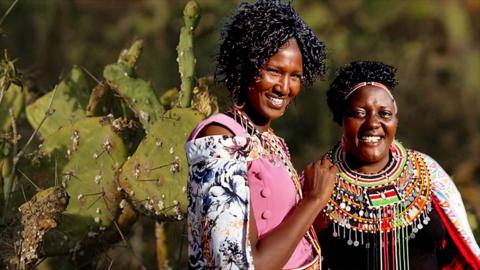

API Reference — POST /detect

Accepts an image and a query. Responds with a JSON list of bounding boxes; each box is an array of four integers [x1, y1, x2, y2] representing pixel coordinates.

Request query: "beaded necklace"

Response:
[[226, 108, 321, 260], [324, 140, 432, 270]]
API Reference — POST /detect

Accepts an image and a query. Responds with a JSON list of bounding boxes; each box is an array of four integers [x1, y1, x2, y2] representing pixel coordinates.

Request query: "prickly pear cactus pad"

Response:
[[38, 117, 127, 254], [177, 1, 200, 108], [119, 108, 203, 220], [103, 40, 164, 131], [0, 83, 24, 132], [103, 64, 164, 131], [26, 67, 89, 138]]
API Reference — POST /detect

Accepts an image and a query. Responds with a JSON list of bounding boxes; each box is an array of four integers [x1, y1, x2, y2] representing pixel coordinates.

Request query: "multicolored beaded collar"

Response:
[[324, 140, 432, 270]]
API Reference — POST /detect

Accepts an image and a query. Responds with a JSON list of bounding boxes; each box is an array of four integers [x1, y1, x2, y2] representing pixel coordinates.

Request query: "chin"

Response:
[[266, 109, 286, 121], [257, 105, 286, 121]]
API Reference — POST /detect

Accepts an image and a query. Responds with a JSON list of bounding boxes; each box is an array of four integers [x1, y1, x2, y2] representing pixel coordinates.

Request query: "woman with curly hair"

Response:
[[185, 1, 336, 269], [316, 60, 480, 269]]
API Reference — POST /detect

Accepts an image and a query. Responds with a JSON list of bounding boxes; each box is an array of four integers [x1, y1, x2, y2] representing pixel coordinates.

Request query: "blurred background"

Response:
[[1, 0, 479, 269]]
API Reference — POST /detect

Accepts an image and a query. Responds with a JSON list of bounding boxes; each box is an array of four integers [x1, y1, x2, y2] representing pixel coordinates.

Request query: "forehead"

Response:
[[265, 39, 302, 64], [347, 86, 395, 108]]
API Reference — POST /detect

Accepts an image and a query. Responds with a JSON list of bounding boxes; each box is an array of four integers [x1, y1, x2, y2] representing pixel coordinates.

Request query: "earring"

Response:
[[232, 88, 245, 109], [341, 134, 347, 148]]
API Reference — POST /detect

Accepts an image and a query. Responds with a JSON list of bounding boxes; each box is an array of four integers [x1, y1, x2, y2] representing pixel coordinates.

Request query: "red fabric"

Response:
[[432, 196, 480, 270]]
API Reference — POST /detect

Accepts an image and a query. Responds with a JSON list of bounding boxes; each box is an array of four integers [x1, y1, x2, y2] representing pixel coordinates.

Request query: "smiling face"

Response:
[[244, 38, 303, 128], [342, 85, 398, 172]]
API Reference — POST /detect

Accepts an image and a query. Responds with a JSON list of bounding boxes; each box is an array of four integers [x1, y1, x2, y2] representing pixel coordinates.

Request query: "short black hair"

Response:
[[327, 60, 398, 125], [215, 0, 326, 104]]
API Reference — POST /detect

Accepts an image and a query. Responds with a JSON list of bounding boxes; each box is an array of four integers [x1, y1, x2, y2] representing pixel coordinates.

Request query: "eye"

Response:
[[265, 68, 280, 76], [347, 109, 366, 119], [379, 110, 393, 119], [291, 73, 303, 82]]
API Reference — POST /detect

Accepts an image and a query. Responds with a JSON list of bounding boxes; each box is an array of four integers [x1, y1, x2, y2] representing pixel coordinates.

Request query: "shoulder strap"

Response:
[[189, 113, 247, 140]]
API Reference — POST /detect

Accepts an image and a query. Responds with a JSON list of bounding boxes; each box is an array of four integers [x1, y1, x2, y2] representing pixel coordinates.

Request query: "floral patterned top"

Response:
[[186, 113, 316, 269]]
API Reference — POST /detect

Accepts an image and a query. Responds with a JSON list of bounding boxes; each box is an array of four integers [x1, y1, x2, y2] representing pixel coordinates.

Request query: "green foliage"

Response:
[[0, 83, 23, 131], [25, 67, 89, 138], [1, 1, 212, 267], [119, 108, 203, 220]]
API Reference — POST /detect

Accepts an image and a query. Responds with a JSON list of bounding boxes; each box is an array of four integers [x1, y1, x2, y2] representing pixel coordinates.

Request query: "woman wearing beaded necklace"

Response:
[[317, 60, 480, 270], [185, 1, 337, 269]]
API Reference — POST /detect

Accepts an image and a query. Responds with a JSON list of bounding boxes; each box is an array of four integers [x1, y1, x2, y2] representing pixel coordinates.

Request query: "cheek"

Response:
[[253, 74, 275, 90], [247, 90, 261, 105], [343, 120, 361, 139], [290, 84, 302, 97], [385, 120, 398, 138]]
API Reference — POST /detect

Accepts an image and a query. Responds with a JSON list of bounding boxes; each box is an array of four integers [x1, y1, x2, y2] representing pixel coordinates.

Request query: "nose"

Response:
[[365, 113, 381, 128], [273, 75, 290, 96]]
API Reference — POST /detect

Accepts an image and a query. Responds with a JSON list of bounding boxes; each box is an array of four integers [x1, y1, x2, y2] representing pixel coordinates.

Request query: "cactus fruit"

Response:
[[119, 108, 203, 220], [26, 67, 90, 138], [37, 117, 127, 254], [177, 1, 200, 108]]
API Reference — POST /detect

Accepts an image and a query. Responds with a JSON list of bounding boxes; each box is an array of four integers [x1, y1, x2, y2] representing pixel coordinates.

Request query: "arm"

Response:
[[249, 158, 337, 270], [196, 125, 337, 269], [189, 124, 253, 269]]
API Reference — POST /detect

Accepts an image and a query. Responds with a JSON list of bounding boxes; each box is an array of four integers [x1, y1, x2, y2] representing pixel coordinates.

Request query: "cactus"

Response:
[[0, 1, 220, 267], [117, 39, 144, 77], [159, 87, 179, 111], [177, 1, 200, 108], [118, 108, 203, 220], [37, 117, 127, 254], [25, 67, 90, 138], [85, 82, 111, 117], [103, 41, 164, 131]]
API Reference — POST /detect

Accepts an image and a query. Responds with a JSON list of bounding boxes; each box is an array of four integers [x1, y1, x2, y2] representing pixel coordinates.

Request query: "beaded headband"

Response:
[[344, 81, 397, 114]]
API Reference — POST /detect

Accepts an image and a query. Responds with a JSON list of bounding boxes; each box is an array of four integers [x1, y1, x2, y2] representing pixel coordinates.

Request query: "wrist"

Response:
[[302, 195, 327, 211]]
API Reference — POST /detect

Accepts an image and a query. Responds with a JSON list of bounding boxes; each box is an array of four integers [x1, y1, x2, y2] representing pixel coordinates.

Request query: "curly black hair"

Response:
[[327, 60, 398, 125], [215, 0, 326, 104]]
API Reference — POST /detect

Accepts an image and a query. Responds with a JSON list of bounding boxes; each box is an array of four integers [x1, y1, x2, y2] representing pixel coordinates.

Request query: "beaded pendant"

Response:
[[324, 140, 432, 270]]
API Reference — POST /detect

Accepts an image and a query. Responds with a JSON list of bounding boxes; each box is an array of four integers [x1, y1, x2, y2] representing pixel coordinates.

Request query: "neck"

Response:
[[239, 104, 270, 132], [344, 153, 390, 174]]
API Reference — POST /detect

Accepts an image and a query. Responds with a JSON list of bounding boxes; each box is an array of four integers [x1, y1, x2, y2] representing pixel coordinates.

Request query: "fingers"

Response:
[[313, 156, 336, 170]]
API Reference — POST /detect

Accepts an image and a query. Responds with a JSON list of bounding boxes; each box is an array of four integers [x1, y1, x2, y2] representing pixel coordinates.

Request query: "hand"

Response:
[[302, 156, 337, 208]]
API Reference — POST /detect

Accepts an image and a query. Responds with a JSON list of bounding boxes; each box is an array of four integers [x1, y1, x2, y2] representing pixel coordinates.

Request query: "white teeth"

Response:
[[360, 136, 381, 143], [268, 96, 283, 107]]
